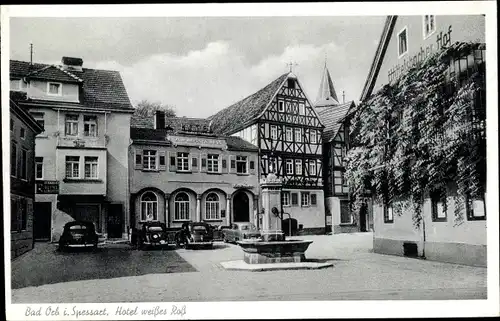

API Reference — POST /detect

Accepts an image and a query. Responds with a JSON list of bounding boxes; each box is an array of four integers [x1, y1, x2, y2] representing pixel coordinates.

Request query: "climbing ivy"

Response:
[[345, 42, 486, 228]]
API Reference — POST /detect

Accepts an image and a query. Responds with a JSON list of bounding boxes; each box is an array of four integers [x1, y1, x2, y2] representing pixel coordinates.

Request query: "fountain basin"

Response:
[[237, 239, 313, 264]]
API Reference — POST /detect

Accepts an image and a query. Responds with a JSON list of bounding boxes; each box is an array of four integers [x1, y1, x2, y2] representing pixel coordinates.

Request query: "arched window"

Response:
[[174, 192, 190, 221], [205, 193, 220, 220], [141, 191, 158, 221]]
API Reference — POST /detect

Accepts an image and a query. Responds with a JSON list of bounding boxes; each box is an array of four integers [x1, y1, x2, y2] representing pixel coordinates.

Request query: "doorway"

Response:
[[233, 191, 250, 222], [359, 203, 368, 232], [107, 204, 123, 238], [34, 202, 52, 241]]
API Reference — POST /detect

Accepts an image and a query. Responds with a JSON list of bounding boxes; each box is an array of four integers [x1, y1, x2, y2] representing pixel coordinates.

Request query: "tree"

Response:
[[344, 42, 486, 227], [134, 100, 176, 118]]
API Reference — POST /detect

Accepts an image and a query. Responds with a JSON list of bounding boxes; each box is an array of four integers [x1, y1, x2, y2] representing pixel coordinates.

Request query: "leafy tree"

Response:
[[134, 100, 176, 118], [345, 42, 486, 228]]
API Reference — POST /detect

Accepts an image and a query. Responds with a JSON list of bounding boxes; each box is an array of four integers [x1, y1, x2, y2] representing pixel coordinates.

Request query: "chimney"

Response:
[[61, 56, 83, 71], [155, 110, 166, 129]]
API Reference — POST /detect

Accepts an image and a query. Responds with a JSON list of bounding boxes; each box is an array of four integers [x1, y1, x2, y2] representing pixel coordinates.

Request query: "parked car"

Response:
[[175, 222, 213, 249], [137, 221, 170, 250], [58, 221, 99, 251], [222, 222, 261, 243]]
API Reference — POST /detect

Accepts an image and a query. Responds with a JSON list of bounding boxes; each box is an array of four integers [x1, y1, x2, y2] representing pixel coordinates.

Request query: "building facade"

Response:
[[315, 64, 372, 234], [359, 15, 486, 266], [129, 116, 259, 231], [10, 96, 44, 258], [10, 57, 134, 243], [209, 72, 326, 234]]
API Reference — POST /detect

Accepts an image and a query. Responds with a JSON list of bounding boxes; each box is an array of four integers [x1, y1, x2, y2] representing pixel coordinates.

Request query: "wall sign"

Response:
[[168, 135, 227, 149], [388, 25, 453, 82], [36, 180, 60, 194]]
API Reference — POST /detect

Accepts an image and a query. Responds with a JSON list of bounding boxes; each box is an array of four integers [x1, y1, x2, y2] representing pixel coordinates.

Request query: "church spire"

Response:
[[315, 64, 339, 107]]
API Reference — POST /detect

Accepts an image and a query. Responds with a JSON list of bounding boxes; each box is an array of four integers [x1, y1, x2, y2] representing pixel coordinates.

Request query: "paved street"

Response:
[[10, 233, 487, 302]]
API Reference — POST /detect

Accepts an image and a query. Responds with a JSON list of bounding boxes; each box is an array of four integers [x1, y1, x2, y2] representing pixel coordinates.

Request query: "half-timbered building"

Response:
[[315, 65, 372, 234], [209, 72, 326, 234]]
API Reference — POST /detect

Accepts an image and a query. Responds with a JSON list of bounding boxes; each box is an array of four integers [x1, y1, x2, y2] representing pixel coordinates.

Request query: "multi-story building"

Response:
[[10, 57, 134, 242], [314, 64, 370, 234], [359, 15, 486, 266], [209, 72, 326, 234], [10, 94, 44, 258], [129, 115, 259, 230]]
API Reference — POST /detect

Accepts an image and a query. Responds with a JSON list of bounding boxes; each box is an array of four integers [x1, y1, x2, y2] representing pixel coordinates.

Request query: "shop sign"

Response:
[[168, 135, 227, 149], [36, 180, 59, 194]]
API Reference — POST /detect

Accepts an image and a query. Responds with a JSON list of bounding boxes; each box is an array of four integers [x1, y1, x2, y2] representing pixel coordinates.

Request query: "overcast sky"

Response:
[[10, 16, 385, 117]]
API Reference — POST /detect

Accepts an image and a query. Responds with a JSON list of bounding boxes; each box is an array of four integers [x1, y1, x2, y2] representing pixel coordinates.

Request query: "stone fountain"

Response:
[[221, 172, 332, 271]]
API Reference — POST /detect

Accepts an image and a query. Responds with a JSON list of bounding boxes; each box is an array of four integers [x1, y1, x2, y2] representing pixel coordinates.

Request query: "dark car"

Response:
[[137, 221, 170, 250], [175, 222, 214, 249], [58, 221, 99, 251]]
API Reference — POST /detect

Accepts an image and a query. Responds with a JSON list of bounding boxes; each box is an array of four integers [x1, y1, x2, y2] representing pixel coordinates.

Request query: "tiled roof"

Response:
[[27, 65, 83, 83], [10, 60, 134, 112], [225, 136, 258, 151], [316, 101, 356, 143], [130, 127, 169, 143], [131, 114, 154, 128], [165, 117, 212, 134], [209, 73, 289, 135]]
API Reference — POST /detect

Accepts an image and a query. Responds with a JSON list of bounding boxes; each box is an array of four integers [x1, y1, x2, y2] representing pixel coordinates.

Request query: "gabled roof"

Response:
[[225, 136, 259, 152], [315, 65, 339, 106], [10, 60, 134, 112], [359, 16, 397, 102], [10, 95, 44, 134], [209, 73, 289, 135], [316, 101, 356, 143]]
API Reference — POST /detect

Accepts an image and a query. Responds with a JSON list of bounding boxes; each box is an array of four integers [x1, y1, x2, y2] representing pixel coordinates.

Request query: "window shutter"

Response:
[[135, 149, 143, 169], [191, 153, 198, 170], [159, 150, 166, 170], [200, 153, 207, 173], [311, 193, 317, 206], [229, 155, 236, 173], [291, 193, 298, 206], [168, 151, 176, 172], [221, 157, 228, 173], [249, 155, 256, 175]]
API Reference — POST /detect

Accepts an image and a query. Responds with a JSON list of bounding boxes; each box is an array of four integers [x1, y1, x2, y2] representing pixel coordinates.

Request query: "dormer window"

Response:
[[47, 82, 62, 96]]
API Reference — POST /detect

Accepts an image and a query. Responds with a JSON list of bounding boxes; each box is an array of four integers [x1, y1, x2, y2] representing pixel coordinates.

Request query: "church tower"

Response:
[[315, 64, 340, 107]]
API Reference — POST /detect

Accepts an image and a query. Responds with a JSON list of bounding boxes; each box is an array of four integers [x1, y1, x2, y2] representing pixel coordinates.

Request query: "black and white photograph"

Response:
[[2, 2, 498, 320]]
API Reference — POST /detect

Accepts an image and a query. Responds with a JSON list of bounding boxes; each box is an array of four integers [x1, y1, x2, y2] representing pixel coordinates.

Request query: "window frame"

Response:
[[397, 26, 409, 58], [278, 100, 285, 112], [84, 156, 99, 179], [176, 152, 190, 172], [295, 159, 302, 175], [301, 192, 310, 207], [207, 154, 219, 173], [340, 200, 353, 224], [310, 130, 317, 144], [83, 115, 98, 137], [466, 195, 486, 221], [174, 192, 190, 221], [431, 192, 447, 222], [141, 191, 158, 221], [35, 157, 44, 180], [143, 150, 158, 171], [286, 159, 294, 175], [65, 156, 80, 179], [285, 127, 293, 142], [20, 127, 26, 140], [384, 204, 394, 223], [281, 191, 291, 207], [309, 160, 316, 176], [236, 155, 248, 174], [270, 125, 278, 140], [299, 102, 306, 115], [65, 114, 79, 136], [294, 128, 302, 142], [422, 15, 436, 39], [205, 192, 220, 220], [20, 148, 28, 180], [47, 82, 63, 96]]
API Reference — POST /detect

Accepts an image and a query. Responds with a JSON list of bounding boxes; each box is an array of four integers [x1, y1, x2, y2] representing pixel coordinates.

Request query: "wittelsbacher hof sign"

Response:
[[168, 135, 227, 149], [388, 25, 453, 82]]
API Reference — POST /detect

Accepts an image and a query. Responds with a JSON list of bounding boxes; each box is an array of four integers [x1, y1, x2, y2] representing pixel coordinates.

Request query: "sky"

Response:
[[9, 16, 385, 118]]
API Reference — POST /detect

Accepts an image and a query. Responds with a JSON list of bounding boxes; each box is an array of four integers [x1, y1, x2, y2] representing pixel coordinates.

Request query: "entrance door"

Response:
[[34, 202, 51, 241], [233, 191, 250, 222], [107, 204, 123, 238]]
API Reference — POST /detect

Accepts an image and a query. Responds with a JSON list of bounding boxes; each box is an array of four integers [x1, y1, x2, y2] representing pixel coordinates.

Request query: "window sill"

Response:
[[236, 172, 249, 176], [142, 169, 160, 172], [207, 172, 222, 175], [432, 218, 448, 222], [63, 178, 103, 183], [467, 216, 486, 221]]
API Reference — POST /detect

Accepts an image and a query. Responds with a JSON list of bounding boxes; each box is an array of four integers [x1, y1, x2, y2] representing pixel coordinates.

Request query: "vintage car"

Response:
[[58, 221, 99, 251], [222, 222, 261, 243], [137, 221, 170, 250], [175, 222, 214, 249]]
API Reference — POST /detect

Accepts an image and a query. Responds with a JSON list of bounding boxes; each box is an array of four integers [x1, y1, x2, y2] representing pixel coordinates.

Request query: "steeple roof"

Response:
[[315, 65, 339, 107]]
